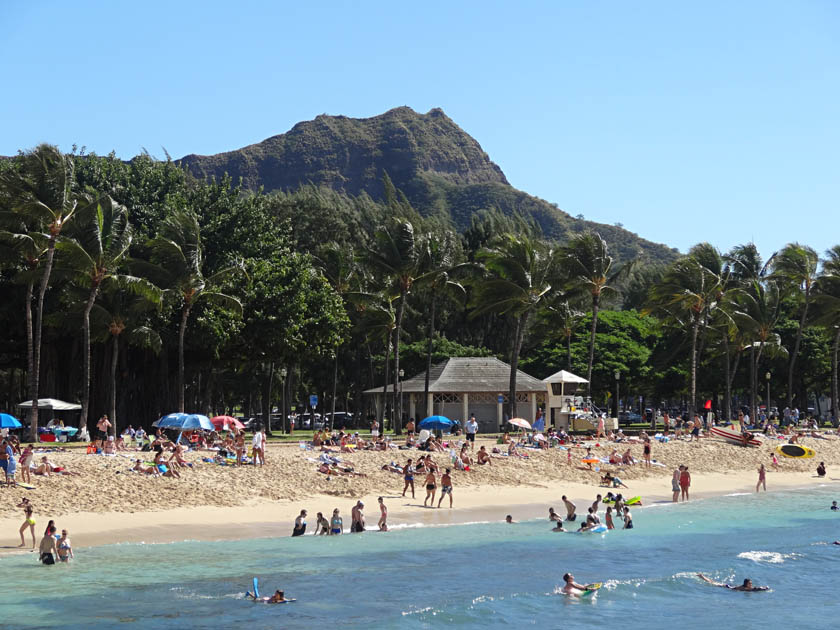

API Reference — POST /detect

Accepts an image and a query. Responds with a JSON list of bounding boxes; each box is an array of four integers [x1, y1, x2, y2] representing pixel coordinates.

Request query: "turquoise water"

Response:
[[2, 486, 839, 629]]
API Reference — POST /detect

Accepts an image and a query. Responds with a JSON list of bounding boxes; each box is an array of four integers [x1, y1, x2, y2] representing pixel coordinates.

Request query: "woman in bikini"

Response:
[[56, 529, 74, 561], [329, 508, 343, 535], [18, 497, 36, 548], [423, 470, 437, 507], [402, 458, 415, 498]]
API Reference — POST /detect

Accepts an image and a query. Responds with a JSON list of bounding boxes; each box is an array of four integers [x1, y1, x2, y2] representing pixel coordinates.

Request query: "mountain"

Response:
[[178, 107, 679, 265]]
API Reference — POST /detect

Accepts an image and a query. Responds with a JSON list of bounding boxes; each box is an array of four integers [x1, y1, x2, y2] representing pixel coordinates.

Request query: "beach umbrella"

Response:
[[418, 415, 456, 432], [0, 413, 23, 429], [534, 433, 546, 442], [210, 415, 244, 431], [179, 414, 215, 431], [508, 417, 531, 430], [152, 412, 188, 428]]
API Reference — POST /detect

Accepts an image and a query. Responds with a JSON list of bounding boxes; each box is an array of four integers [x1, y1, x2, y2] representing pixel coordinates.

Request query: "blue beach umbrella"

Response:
[[418, 415, 456, 432], [179, 414, 215, 431], [0, 413, 23, 429], [153, 412, 188, 428]]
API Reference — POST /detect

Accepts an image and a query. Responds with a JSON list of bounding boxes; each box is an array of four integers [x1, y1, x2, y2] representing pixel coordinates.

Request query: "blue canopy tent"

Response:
[[418, 415, 457, 432]]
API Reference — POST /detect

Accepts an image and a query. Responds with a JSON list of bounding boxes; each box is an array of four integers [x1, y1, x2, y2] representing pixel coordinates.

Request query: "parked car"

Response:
[[321, 412, 354, 429], [618, 411, 643, 425]]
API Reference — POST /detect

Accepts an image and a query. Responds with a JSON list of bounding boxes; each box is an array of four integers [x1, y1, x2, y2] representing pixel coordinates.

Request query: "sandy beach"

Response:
[[2, 433, 839, 551]]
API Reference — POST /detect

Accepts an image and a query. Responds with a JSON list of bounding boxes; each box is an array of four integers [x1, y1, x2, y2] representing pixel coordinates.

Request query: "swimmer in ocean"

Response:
[[250, 589, 288, 603], [560, 572, 595, 596], [831, 501, 838, 511], [697, 574, 768, 591]]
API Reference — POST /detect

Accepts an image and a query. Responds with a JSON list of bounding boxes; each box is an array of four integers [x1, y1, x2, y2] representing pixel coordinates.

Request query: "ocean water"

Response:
[[2, 486, 839, 629]]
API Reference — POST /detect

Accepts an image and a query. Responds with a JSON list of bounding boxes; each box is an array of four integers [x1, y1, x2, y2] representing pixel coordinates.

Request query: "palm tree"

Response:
[[56, 196, 146, 429], [646, 251, 724, 420], [561, 232, 630, 393], [813, 245, 840, 422], [0, 144, 80, 438], [414, 232, 466, 418], [360, 219, 422, 432], [137, 209, 244, 413], [90, 282, 163, 434], [770, 243, 819, 409], [471, 233, 560, 418]]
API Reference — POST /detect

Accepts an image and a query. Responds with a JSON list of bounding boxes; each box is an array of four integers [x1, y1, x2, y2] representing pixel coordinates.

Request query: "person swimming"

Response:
[[831, 501, 838, 511], [560, 572, 598, 596], [697, 573, 769, 591]]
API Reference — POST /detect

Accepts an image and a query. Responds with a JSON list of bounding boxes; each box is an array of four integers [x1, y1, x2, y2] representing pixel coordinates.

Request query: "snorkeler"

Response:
[[697, 573, 768, 591]]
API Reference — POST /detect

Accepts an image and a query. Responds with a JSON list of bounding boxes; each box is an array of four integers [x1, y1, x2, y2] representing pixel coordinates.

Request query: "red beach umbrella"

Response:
[[210, 415, 244, 431]]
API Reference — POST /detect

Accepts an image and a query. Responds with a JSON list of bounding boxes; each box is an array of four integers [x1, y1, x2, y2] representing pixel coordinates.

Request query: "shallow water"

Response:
[[2, 486, 839, 629]]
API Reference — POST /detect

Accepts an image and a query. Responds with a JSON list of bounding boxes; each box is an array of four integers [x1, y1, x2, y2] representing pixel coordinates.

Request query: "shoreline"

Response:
[[2, 469, 834, 553]]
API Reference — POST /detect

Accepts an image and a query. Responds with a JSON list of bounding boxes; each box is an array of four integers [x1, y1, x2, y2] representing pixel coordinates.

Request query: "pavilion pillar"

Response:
[[409, 393, 416, 421], [530, 392, 537, 425], [497, 396, 503, 430], [461, 393, 469, 430], [427, 392, 433, 418]]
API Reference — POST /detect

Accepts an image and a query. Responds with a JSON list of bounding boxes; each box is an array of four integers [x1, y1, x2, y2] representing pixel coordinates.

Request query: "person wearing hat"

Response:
[[350, 500, 365, 533]]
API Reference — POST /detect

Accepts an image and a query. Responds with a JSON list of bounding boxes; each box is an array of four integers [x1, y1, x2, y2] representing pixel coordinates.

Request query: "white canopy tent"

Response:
[[16, 398, 82, 411]]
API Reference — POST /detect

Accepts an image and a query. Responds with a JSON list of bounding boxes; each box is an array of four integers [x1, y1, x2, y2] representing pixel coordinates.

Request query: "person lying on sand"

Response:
[[381, 463, 403, 473], [33, 456, 81, 476], [317, 463, 366, 477], [132, 459, 158, 475], [697, 573, 768, 591]]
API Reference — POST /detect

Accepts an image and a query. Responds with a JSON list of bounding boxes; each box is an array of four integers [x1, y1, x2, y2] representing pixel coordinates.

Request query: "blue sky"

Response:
[[1, 0, 837, 258]]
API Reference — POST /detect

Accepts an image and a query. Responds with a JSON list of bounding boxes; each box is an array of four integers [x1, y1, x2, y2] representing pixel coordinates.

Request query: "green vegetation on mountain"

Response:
[[178, 107, 678, 267]]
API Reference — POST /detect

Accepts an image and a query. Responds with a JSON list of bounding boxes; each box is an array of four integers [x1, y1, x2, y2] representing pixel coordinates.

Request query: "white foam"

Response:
[[724, 492, 751, 497], [401, 606, 436, 616], [737, 550, 796, 564]]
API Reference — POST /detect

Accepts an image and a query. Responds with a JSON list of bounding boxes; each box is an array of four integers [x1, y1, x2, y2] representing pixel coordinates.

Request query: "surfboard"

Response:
[[710, 426, 760, 446], [582, 582, 602, 597], [253, 577, 260, 599], [15, 483, 36, 490], [603, 495, 641, 506], [776, 444, 815, 459]]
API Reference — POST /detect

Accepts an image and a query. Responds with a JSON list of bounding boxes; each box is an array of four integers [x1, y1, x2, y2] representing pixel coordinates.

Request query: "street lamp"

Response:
[[398, 368, 405, 434], [765, 371, 771, 420], [614, 370, 620, 419], [280, 367, 288, 434]]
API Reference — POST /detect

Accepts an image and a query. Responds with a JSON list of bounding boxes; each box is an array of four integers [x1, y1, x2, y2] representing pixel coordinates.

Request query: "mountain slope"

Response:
[[178, 107, 679, 265]]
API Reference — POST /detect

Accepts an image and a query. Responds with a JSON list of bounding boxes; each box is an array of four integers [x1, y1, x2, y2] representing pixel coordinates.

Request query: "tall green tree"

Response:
[[471, 233, 560, 418], [138, 209, 244, 412], [360, 219, 422, 431], [0, 144, 80, 438], [771, 243, 819, 408], [813, 245, 840, 421], [561, 231, 629, 393]]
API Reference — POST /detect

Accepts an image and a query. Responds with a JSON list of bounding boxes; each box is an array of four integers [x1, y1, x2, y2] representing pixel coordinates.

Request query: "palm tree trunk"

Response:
[[689, 317, 700, 420], [723, 336, 732, 422], [509, 313, 528, 419], [566, 331, 572, 370], [177, 305, 191, 413], [330, 352, 338, 432], [586, 294, 600, 393], [262, 362, 274, 435], [29, 238, 57, 440], [749, 343, 756, 425], [24, 278, 34, 437], [831, 326, 840, 424], [381, 337, 391, 429], [79, 284, 100, 430], [424, 291, 437, 418], [754, 340, 766, 423], [728, 346, 742, 422], [787, 291, 811, 408], [392, 290, 407, 434], [110, 334, 119, 436]]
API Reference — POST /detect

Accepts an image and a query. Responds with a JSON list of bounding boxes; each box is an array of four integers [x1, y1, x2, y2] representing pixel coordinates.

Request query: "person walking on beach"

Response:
[[377, 497, 388, 531], [756, 464, 767, 492], [402, 458, 415, 498], [292, 510, 307, 536], [1, 438, 16, 486], [17, 497, 36, 548], [350, 501, 365, 532], [423, 470, 437, 507], [643, 438, 652, 468], [465, 414, 478, 450], [562, 496, 576, 521], [679, 465, 691, 501], [438, 468, 453, 508], [672, 468, 681, 502], [252, 427, 265, 466], [235, 431, 245, 466]]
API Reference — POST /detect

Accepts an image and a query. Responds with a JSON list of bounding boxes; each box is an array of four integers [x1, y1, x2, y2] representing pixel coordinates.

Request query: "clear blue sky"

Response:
[[1, 0, 837, 258]]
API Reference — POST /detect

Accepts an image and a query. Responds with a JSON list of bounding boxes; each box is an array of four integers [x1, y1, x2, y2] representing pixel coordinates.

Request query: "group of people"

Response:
[[544, 494, 634, 531], [291, 497, 390, 535], [1, 439, 81, 485], [16, 497, 74, 564]]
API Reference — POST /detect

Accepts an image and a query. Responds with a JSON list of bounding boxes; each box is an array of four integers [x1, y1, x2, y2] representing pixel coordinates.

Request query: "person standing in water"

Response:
[[377, 497, 388, 531], [605, 507, 615, 530], [292, 510, 307, 536], [672, 468, 681, 502], [756, 464, 767, 492], [438, 468, 453, 508], [56, 529, 74, 562], [38, 525, 58, 564], [679, 465, 691, 501], [329, 509, 343, 535], [562, 496, 576, 521]]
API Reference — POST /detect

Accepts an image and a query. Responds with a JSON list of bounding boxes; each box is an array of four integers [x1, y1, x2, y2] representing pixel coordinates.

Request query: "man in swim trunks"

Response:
[[423, 470, 437, 507], [39, 525, 58, 565], [831, 501, 839, 511], [562, 496, 576, 521], [438, 468, 453, 508], [378, 497, 388, 531], [96, 414, 111, 447], [548, 507, 561, 522], [292, 510, 307, 536], [350, 501, 365, 533], [465, 414, 478, 450], [402, 458, 415, 498], [591, 495, 602, 517], [697, 574, 768, 591], [505, 515, 515, 523], [560, 573, 589, 596]]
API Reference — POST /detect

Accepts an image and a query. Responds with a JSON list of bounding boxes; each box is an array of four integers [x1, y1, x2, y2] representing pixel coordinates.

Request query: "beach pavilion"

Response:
[[364, 357, 546, 432]]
